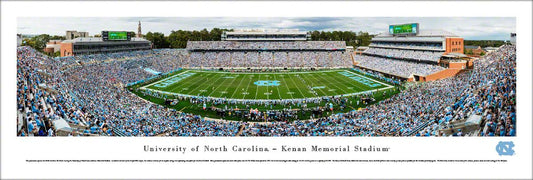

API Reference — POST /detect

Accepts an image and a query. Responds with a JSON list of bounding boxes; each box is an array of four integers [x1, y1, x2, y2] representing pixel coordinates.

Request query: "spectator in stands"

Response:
[[16, 43, 515, 137]]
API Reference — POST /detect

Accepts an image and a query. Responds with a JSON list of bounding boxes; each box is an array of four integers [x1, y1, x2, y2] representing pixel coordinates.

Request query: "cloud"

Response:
[[17, 17, 515, 40]]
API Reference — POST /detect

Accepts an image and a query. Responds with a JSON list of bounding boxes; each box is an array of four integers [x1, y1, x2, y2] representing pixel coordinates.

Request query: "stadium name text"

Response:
[[338, 71, 381, 87], [280, 145, 390, 152], [144, 145, 390, 154]]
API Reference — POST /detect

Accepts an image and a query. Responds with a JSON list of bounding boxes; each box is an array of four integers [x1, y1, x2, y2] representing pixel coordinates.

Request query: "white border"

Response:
[[2, 1, 532, 179]]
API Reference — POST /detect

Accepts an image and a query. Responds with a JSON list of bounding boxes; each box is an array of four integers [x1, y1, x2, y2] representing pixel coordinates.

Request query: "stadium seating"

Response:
[[363, 47, 443, 63], [184, 41, 351, 68], [370, 42, 443, 51], [186, 41, 345, 50], [16, 44, 516, 137], [356, 55, 445, 77]]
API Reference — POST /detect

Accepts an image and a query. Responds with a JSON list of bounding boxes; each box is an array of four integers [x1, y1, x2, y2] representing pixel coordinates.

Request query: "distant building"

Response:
[[372, 29, 464, 55], [60, 37, 151, 57], [66, 31, 89, 40], [43, 40, 63, 53], [510, 32, 516, 45], [17, 34, 22, 47], [483, 47, 499, 53], [464, 45, 485, 56], [221, 29, 311, 41]]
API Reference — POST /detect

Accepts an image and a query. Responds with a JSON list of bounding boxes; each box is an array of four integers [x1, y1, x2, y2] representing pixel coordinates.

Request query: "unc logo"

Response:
[[254, 80, 280, 86], [496, 141, 515, 156]]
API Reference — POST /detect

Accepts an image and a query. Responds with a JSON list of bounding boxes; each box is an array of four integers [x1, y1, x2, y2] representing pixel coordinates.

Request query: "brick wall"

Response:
[[448, 61, 467, 69], [423, 68, 463, 81], [445, 37, 464, 54], [43, 47, 54, 53], [60, 42, 73, 57]]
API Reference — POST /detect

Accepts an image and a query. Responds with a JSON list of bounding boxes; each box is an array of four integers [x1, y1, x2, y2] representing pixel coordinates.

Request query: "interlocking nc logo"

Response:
[[496, 141, 515, 156]]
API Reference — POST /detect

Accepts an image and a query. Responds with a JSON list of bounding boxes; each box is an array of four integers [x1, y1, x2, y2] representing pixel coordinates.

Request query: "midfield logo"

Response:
[[254, 80, 280, 86], [496, 141, 515, 156]]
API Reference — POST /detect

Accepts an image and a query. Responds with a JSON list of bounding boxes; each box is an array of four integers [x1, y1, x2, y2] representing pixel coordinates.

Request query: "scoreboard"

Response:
[[389, 23, 419, 35], [102, 31, 132, 41]]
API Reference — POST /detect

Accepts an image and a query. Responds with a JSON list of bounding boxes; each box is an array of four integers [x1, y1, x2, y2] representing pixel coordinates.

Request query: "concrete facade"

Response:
[[66, 31, 89, 40]]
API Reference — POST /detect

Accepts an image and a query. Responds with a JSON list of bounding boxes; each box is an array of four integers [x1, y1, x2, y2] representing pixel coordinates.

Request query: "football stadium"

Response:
[[17, 23, 516, 137]]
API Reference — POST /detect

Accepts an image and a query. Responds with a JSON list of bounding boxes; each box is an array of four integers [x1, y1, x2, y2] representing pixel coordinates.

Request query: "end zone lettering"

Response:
[[154, 72, 196, 88], [338, 71, 381, 87]]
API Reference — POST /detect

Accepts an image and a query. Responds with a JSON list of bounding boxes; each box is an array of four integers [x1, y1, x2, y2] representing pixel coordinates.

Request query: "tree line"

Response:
[[21, 34, 65, 57], [21, 28, 376, 56], [23, 29, 509, 57], [145, 28, 375, 49], [145, 28, 231, 49], [464, 40, 507, 48]]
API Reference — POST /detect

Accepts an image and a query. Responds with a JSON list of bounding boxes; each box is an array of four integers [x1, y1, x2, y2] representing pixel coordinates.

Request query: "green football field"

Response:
[[141, 69, 392, 100]]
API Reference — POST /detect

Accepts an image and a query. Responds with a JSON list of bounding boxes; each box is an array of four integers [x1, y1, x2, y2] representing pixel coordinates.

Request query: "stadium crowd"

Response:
[[356, 55, 445, 77], [17, 43, 515, 137], [187, 51, 352, 68], [364, 47, 443, 62], [17, 47, 242, 136], [370, 42, 443, 50], [242, 45, 516, 136], [187, 41, 345, 50]]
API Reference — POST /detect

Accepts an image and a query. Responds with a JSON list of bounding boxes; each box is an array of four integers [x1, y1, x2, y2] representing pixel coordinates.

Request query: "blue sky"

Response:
[[18, 17, 515, 40]]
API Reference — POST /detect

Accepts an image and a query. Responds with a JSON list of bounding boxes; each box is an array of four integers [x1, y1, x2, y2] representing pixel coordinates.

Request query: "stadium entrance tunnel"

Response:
[[414, 75, 421, 82]]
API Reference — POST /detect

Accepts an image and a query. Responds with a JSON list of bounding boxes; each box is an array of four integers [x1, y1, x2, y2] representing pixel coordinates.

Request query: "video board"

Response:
[[389, 23, 419, 35], [102, 31, 132, 41]]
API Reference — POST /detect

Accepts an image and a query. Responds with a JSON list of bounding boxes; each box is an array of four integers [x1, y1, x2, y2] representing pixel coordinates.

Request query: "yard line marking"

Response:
[[208, 73, 232, 97], [303, 72, 329, 96], [179, 107, 187, 112], [273, 74, 283, 99], [279, 73, 294, 99], [229, 74, 247, 99], [190, 72, 222, 97], [266, 74, 269, 99], [286, 73, 307, 98], [254, 74, 261, 100], [242, 74, 254, 99], [186, 72, 219, 95], [222, 74, 240, 98], [313, 72, 350, 94]]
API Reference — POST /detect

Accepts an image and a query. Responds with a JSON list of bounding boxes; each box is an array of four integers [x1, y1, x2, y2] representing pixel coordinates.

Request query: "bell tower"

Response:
[[137, 21, 142, 38]]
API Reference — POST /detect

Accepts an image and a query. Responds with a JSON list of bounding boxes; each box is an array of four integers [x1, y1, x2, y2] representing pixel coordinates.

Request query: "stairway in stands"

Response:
[[112, 126, 126, 136], [236, 124, 245, 136]]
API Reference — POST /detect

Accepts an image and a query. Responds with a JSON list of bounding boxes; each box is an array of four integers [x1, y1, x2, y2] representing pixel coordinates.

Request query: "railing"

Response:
[[405, 120, 433, 136]]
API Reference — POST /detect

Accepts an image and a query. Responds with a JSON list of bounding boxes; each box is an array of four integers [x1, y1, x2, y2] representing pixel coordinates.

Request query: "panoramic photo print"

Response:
[[16, 17, 516, 137]]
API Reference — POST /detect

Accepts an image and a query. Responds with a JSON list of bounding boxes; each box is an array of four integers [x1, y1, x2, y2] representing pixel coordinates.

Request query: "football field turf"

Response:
[[142, 69, 392, 100]]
